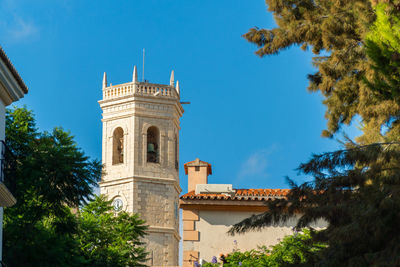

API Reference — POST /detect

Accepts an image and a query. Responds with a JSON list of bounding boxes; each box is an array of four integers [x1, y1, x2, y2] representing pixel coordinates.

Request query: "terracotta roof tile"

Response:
[[180, 188, 290, 201]]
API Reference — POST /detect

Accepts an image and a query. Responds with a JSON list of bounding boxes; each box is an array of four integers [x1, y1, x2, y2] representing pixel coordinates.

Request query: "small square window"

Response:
[[195, 166, 200, 171]]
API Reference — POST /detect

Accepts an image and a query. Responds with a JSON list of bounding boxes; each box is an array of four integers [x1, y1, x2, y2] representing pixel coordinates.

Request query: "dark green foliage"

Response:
[[4, 206, 86, 267], [261, 229, 326, 267], [3, 107, 148, 267], [232, 1, 400, 265], [4, 106, 101, 266], [230, 142, 400, 266], [365, 3, 400, 101], [76, 195, 148, 267], [243, 0, 400, 143], [361, 1, 400, 143], [244, 1, 400, 143], [244, 0, 375, 139], [203, 229, 325, 267]]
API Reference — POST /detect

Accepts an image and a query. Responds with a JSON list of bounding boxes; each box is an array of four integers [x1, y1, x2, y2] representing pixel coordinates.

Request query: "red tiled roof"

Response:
[[180, 189, 290, 201]]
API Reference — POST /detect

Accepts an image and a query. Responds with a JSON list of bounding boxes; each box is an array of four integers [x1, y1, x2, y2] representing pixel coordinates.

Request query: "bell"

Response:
[[147, 143, 155, 153]]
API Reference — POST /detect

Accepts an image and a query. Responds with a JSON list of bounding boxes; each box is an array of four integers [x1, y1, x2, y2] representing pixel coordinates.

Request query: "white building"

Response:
[[180, 159, 326, 266], [0, 46, 28, 261]]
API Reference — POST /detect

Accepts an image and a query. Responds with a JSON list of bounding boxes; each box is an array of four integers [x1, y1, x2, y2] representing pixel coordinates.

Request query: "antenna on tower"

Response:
[[142, 48, 145, 82]]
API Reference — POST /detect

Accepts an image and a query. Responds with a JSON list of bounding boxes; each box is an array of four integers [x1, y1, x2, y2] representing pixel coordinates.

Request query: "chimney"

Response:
[[184, 158, 212, 192]]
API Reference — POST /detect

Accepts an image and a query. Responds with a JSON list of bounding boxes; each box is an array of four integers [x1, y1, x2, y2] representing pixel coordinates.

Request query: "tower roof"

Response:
[[184, 158, 212, 175]]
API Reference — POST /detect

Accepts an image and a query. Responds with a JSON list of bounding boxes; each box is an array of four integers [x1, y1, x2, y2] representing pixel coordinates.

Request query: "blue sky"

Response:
[[0, 0, 359, 193]]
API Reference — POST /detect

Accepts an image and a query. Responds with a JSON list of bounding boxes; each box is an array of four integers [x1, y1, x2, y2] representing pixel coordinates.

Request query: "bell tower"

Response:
[[98, 66, 183, 266]]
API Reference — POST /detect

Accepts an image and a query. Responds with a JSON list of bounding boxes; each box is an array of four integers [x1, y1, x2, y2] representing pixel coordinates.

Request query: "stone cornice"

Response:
[[102, 112, 176, 122], [102, 112, 181, 131], [99, 94, 181, 108], [99, 95, 183, 118], [134, 175, 182, 194], [148, 225, 181, 241], [100, 175, 182, 194]]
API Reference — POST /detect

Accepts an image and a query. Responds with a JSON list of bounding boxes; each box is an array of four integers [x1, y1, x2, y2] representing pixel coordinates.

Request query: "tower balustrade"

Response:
[[103, 82, 179, 100]]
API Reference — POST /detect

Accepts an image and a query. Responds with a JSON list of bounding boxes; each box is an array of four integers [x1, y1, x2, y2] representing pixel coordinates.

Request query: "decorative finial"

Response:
[[170, 70, 174, 86], [102, 72, 107, 89], [133, 65, 138, 82], [176, 80, 180, 95]]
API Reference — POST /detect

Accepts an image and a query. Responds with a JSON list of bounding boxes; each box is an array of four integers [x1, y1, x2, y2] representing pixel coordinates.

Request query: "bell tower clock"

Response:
[[98, 66, 183, 266]]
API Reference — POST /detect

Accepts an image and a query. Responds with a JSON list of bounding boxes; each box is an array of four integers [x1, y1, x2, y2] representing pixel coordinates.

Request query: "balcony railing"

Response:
[[0, 140, 16, 196]]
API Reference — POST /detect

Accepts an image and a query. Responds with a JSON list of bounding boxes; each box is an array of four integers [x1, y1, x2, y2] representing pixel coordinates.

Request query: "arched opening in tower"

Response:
[[112, 127, 124, 165], [147, 126, 159, 163]]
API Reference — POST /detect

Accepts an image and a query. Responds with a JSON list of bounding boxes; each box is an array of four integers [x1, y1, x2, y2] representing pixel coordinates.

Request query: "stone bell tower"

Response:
[[98, 66, 183, 266]]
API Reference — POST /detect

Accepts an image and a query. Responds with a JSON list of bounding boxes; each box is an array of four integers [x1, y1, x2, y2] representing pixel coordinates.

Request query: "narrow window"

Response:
[[147, 126, 159, 163], [175, 134, 179, 170], [112, 127, 124, 165]]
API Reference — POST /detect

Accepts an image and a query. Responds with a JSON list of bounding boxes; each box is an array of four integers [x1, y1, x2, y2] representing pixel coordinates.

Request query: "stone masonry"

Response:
[[98, 66, 183, 266]]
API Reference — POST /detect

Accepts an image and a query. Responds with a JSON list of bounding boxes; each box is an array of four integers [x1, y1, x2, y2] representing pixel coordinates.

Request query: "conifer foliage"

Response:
[[230, 142, 400, 266], [362, 1, 400, 143], [244, 0, 377, 140], [230, 1, 400, 266]]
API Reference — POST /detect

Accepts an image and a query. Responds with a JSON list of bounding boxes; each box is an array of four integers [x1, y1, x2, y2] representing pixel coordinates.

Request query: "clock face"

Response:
[[112, 198, 123, 212]]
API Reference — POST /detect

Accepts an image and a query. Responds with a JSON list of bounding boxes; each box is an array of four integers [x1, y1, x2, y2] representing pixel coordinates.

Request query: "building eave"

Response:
[[0, 182, 16, 207], [0, 45, 28, 95]]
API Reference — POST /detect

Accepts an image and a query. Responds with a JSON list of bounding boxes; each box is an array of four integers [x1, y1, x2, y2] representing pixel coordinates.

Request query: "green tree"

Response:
[[203, 229, 325, 267], [76, 195, 148, 267], [230, 1, 400, 266], [261, 229, 325, 267], [3, 107, 149, 267], [4, 106, 101, 266], [230, 143, 400, 266], [243, 0, 392, 142], [361, 1, 400, 143]]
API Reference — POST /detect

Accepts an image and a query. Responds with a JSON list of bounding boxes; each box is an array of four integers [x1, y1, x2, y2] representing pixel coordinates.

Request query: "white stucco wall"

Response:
[[189, 210, 326, 263]]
